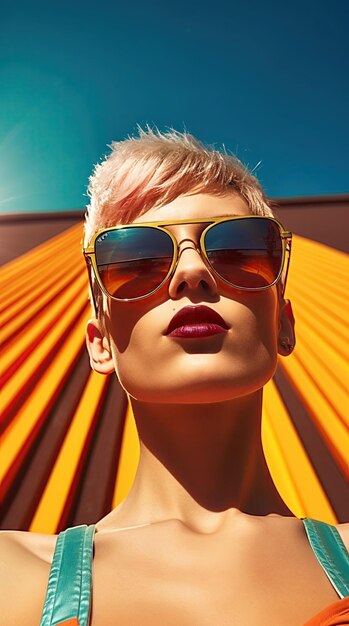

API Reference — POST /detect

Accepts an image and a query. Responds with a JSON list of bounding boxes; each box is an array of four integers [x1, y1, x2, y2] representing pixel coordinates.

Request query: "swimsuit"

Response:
[[39, 518, 349, 626]]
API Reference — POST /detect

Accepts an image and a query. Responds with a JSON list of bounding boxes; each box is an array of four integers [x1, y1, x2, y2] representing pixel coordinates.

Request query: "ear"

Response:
[[277, 299, 296, 356], [86, 318, 115, 375]]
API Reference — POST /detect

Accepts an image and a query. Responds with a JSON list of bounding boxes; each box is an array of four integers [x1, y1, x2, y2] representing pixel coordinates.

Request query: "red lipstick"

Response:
[[165, 305, 229, 338]]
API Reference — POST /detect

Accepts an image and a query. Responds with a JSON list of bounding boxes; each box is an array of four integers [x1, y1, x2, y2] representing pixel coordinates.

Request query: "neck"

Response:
[[111, 390, 292, 532]]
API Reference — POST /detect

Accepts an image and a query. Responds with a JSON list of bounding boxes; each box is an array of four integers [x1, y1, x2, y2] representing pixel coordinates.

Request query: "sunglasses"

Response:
[[83, 216, 292, 303]]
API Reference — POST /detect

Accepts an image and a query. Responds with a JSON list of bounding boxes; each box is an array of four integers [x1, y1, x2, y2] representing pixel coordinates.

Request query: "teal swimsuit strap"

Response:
[[40, 524, 96, 626], [301, 517, 349, 599], [39, 518, 348, 625]]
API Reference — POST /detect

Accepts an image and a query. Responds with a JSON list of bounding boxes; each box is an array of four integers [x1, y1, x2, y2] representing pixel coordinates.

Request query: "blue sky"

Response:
[[1, 0, 348, 214]]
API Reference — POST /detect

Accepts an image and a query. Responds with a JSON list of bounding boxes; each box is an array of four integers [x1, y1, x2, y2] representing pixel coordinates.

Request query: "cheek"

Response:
[[104, 299, 168, 397], [217, 281, 280, 358], [210, 290, 280, 392], [237, 293, 280, 384], [240, 297, 279, 356], [109, 322, 168, 400], [105, 290, 168, 353], [105, 303, 141, 354]]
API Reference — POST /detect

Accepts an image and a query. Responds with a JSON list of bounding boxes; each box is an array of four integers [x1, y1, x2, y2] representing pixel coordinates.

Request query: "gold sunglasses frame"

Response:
[[82, 215, 292, 305]]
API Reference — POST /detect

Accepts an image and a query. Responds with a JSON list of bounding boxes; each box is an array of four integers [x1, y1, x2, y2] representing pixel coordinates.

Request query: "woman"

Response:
[[1, 128, 348, 625]]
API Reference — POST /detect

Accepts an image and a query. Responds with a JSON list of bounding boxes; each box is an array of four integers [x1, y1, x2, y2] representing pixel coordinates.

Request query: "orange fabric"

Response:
[[303, 597, 349, 625], [56, 619, 80, 626]]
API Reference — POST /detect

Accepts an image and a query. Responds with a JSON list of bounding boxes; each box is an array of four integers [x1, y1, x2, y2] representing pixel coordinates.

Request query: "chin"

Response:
[[117, 347, 278, 404], [123, 371, 274, 405]]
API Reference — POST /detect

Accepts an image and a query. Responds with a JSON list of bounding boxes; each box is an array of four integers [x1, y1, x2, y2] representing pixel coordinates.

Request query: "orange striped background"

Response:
[[0, 222, 348, 532]]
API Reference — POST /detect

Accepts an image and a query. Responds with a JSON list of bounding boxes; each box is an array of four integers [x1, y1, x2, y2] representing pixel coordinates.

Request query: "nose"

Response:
[[168, 242, 219, 299]]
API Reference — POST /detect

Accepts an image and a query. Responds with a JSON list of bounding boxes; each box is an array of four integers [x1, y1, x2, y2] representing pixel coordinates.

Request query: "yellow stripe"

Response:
[[297, 266, 348, 287], [295, 249, 348, 276], [290, 267, 347, 309], [289, 238, 348, 289], [298, 264, 348, 288], [295, 234, 347, 258], [281, 353, 349, 475], [295, 237, 348, 266], [262, 412, 305, 516], [0, 306, 89, 483], [289, 290, 347, 355], [295, 307, 349, 368], [0, 224, 81, 284], [288, 280, 347, 326], [0, 264, 83, 338], [112, 402, 140, 509], [292, 319, 348, 393], [0, 274, 87, 382], [29, 371, 107, 534], [290, 236, 348, 269], [1, 245, 80, 315], [263, 380, 336, 523], [294, 329, 349, 420], [295, 266, 348, 298], [1, 261, 77, 323]]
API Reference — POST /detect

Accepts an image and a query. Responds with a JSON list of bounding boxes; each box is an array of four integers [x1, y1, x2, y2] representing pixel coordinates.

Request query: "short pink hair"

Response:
[[84, 126, 274, 246], [84, 126, 275, 319]]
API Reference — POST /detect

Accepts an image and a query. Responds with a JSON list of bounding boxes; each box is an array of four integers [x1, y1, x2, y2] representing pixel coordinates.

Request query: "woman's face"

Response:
[[99, 192, 282, 403]]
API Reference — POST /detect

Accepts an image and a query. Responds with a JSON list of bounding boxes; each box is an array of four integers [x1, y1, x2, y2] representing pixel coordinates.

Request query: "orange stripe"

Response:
[[0, 247, 80, 317], [0, 224, 81, 286], [0, 305, 89, 493], [30, 371, 107, 534], [281, 353, 349, 478], [263, 380, 336, 523], [0, 274, 87, 395], [112, 403, 139, 509], [0, 266, 84, 343], [289, 290, 347, 355]]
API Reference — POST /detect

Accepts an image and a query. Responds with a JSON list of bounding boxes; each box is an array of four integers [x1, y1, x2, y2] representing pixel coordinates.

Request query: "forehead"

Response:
[[133, 192, 251, 224]]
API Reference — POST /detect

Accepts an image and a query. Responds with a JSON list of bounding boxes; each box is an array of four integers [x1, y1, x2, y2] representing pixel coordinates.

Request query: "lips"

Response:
[[165, 305, 229, 338]]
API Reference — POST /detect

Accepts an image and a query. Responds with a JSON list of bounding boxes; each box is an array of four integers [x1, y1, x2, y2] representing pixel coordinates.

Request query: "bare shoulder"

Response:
[[0, 530, 57, 626], [334, 522, 349, 552], [261, 513, 349, 553], [0, 528, 57, 561]]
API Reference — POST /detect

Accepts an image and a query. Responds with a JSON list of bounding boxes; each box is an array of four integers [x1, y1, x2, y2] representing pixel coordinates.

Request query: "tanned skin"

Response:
[[1, 193, 348, 626]]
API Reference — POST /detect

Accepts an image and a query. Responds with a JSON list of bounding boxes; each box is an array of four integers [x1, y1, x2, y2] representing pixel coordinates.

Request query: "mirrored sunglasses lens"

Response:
[[204, 218, 283, 288], [95, 227, 174, 299]]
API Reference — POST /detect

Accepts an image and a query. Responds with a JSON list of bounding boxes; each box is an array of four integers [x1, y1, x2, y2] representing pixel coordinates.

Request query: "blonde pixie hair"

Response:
[[84, 126, 275, 320]]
